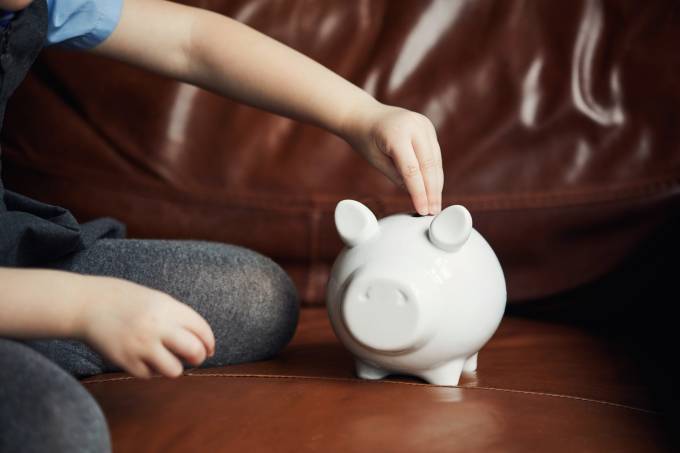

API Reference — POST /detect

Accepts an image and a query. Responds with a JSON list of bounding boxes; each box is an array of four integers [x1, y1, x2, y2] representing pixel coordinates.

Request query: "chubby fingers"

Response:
[[146, 342, 184, 378], [163, 327, 209, 367], [126, 359, 154, 380], [387, 137, 429, 215], [177, 305, 216, 357], [141, 328, 210, 379], [387, 133, 443, 216], [412, 129, 443, 215], [425, 119, 444, 209]]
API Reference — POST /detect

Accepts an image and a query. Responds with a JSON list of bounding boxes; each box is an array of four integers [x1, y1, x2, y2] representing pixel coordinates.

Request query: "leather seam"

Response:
[[82, 372, 659, 414]]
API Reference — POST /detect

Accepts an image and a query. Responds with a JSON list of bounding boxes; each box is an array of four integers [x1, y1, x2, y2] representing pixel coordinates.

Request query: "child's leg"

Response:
[[0, 338, 111, 453], [24, 239, 300, 378]]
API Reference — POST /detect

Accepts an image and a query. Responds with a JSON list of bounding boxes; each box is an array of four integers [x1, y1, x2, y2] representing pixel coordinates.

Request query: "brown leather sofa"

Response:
[[2, 0, 679, 451]]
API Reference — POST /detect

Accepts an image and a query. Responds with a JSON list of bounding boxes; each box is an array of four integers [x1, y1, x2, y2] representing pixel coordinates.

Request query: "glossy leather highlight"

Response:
[[3, 0, 679, 305]]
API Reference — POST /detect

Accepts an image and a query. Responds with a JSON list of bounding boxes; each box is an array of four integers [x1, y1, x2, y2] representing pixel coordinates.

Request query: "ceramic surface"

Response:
[[326, 200, 507, 385]]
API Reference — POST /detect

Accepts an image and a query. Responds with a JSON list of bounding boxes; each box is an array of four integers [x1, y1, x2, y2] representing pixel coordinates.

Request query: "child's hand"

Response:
[[94, 2, 443, 216], [341, 102, 444, 216], [77, 276, 215, 379]]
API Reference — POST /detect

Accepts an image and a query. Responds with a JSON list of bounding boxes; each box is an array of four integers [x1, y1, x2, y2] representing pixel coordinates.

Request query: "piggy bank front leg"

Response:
[[419, 359, 465, 386], [463, 353, 478, 372], [355, 358, 390, 380]]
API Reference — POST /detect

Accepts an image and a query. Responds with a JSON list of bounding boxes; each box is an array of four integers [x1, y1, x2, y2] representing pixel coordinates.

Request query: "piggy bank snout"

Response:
[[342, 276, 428, 353]]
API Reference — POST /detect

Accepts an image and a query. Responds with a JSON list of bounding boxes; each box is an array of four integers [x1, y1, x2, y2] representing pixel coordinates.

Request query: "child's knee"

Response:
[[195, 244, 300, 365], [231, 247, 300, 357], [257, 256, 300, 354]]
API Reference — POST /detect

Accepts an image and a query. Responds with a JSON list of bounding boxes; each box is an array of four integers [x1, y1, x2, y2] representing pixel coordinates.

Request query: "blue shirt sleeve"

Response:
[[45, 0, 124, 50]]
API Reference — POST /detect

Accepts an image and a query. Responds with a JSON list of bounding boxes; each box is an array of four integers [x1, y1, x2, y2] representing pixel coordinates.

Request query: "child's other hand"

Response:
[[76, 276, 216, 379], [341, 102, 444, 216]]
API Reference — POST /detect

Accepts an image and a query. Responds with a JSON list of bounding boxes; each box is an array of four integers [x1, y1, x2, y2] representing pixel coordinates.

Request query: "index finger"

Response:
[[387, 139, 429, 215], [412, 131, 442, 215], [178, 305, 216, 357]]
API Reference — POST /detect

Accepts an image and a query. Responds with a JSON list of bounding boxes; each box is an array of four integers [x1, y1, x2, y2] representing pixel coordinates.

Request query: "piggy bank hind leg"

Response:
[[355, 358, 390, 380], [463, 353, 478, 372], [419, 359, 465, 386]]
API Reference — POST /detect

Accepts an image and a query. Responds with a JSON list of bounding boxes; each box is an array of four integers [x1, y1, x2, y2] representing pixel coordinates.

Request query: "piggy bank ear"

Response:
[[428, 205, 472, 252], [335, 200, 380, 247]]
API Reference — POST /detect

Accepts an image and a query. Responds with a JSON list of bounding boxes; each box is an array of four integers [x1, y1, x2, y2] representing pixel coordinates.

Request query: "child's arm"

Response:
[[0, 268, 89, 338], [92, 0, 443, 216], [0, 267, 215, 378]]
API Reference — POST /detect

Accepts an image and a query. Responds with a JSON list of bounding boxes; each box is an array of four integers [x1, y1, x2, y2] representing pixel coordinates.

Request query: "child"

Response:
[[0, 0, 444, 451]]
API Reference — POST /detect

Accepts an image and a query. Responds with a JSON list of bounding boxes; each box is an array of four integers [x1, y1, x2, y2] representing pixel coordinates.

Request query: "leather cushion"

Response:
[[3, 0, 679, 305], [81, 309, 668, 452]]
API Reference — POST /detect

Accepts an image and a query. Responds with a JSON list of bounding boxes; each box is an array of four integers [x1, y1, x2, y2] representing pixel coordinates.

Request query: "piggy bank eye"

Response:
[[428, 205, 472, 252]]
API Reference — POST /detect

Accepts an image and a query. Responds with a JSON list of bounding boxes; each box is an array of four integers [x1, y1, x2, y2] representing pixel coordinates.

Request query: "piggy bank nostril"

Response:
[[396, 289, 407, 306], [357, 286, 407, 306], [358, 289, 370, 302]]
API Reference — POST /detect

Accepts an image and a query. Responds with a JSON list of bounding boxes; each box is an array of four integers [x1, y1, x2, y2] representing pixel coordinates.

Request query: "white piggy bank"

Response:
[[326, 199, 506, 386]]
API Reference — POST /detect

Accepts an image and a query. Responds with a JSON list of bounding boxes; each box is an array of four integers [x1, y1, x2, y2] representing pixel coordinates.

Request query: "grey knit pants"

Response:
[[0, 238, 300, 453]]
